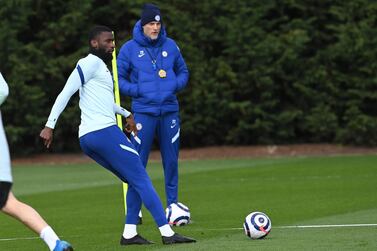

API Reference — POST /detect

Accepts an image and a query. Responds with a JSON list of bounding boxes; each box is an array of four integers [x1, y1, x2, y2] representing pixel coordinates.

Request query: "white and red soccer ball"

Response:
[[243, 211, 271, 239], [166, 202, 191, 226]]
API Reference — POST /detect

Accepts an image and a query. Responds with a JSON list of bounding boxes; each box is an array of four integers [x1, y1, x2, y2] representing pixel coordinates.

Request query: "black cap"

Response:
[[141, 3, 162, 26]]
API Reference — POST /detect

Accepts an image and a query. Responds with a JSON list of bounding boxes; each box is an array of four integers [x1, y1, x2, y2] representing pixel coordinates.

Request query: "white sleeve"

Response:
[[0, 73, 9, 106], [45, 69, 82, 129], [113, 103, 131, 118]]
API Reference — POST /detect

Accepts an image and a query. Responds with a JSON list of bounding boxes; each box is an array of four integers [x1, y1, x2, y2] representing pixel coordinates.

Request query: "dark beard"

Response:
[[89, 47, 113, 63]]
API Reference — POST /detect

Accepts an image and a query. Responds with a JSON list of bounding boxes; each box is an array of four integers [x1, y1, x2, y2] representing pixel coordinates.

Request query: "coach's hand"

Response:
[[40, 127, 54, 149], [125, 114, 137, 136]]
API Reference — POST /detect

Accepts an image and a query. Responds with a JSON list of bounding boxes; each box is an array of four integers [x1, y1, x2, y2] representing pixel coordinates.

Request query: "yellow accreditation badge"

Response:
[[158, 69, 167, 78]]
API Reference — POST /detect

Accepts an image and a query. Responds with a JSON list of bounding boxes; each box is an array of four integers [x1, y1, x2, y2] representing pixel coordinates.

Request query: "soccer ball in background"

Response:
[[243, 211, 271, 239], [166, 202, 191, 226]]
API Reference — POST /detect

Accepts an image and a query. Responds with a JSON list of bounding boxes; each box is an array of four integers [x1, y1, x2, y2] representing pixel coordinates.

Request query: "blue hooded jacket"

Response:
[[117, 21, 189, 115]]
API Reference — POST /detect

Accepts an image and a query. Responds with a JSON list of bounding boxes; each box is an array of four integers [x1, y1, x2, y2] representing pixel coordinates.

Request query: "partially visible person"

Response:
[[0, 72, 73, 251], [117, 3, 189, 223], [39, 25, 196, 245]]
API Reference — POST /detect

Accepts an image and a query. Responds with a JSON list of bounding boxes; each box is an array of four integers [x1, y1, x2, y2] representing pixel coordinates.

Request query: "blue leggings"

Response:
[[79, 125, 167, 226]]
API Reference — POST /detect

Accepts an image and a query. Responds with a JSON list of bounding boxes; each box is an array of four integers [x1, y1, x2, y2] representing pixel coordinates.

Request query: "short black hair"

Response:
[[88, 25, 112, 47]]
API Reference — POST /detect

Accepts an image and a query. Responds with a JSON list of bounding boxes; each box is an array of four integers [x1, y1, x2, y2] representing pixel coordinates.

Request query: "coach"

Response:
[[117, 3, 189, 216]]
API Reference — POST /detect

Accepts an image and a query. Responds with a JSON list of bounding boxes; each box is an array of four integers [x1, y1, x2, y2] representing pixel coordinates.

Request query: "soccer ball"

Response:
[[243, 211, 271, 239], [166, 202, 191, 226]]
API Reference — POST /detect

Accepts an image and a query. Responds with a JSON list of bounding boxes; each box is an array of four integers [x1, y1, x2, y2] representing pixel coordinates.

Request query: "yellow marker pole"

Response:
[[111, 31, 128, 215]]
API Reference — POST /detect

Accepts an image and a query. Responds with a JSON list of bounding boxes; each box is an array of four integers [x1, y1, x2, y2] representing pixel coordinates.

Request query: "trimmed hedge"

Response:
[[1, 0, 376, 154]]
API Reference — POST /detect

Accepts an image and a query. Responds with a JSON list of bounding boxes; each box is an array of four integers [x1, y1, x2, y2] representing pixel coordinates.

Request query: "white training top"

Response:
[[0, 72, 12, 182], [46, 54, 131, 137], [0, 72, 9, 106]]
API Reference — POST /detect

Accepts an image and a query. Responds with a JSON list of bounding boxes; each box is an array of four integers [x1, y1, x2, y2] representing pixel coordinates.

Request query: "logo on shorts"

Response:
[[170, 119, 177, 128], [162, 51, 168, 57], [136, 123, 143, 130]]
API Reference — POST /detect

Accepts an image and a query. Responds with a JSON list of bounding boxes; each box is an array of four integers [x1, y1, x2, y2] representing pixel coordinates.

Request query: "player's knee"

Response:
[[0, 182, 12, 210]]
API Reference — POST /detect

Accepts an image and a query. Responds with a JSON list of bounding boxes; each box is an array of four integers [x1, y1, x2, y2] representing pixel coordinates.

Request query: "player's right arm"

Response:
[[0, 73, 9, 106], [40, 67, 83, 148]]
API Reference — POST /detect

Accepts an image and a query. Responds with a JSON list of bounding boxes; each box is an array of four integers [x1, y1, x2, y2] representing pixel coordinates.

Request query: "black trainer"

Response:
[[120, 234, 154, 245], [162, 233, 196, 245]]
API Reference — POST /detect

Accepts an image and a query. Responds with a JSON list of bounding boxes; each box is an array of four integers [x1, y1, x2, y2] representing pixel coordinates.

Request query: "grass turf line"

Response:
[[0, 155, 376, 250]]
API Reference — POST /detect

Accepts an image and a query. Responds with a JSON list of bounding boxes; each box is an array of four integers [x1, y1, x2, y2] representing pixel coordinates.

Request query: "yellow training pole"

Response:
[[111, 31, 128, 215]]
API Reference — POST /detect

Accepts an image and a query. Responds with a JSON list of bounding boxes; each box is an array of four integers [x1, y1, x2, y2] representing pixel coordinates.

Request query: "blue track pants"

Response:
[[131, 112, 180, 207], [79, 125, 167, 226]]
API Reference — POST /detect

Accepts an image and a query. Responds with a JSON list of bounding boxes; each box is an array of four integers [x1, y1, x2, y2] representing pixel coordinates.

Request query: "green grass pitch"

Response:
[[1, 154, 377, 250]]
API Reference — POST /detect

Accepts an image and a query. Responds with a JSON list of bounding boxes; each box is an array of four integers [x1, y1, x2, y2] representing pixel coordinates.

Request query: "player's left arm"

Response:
[[113, 104, 137, 135], [173, 44, 189, 92]]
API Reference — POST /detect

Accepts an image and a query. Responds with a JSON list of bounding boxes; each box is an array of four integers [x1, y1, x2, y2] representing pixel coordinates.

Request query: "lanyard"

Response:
[[144, 47, 162, 71]]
